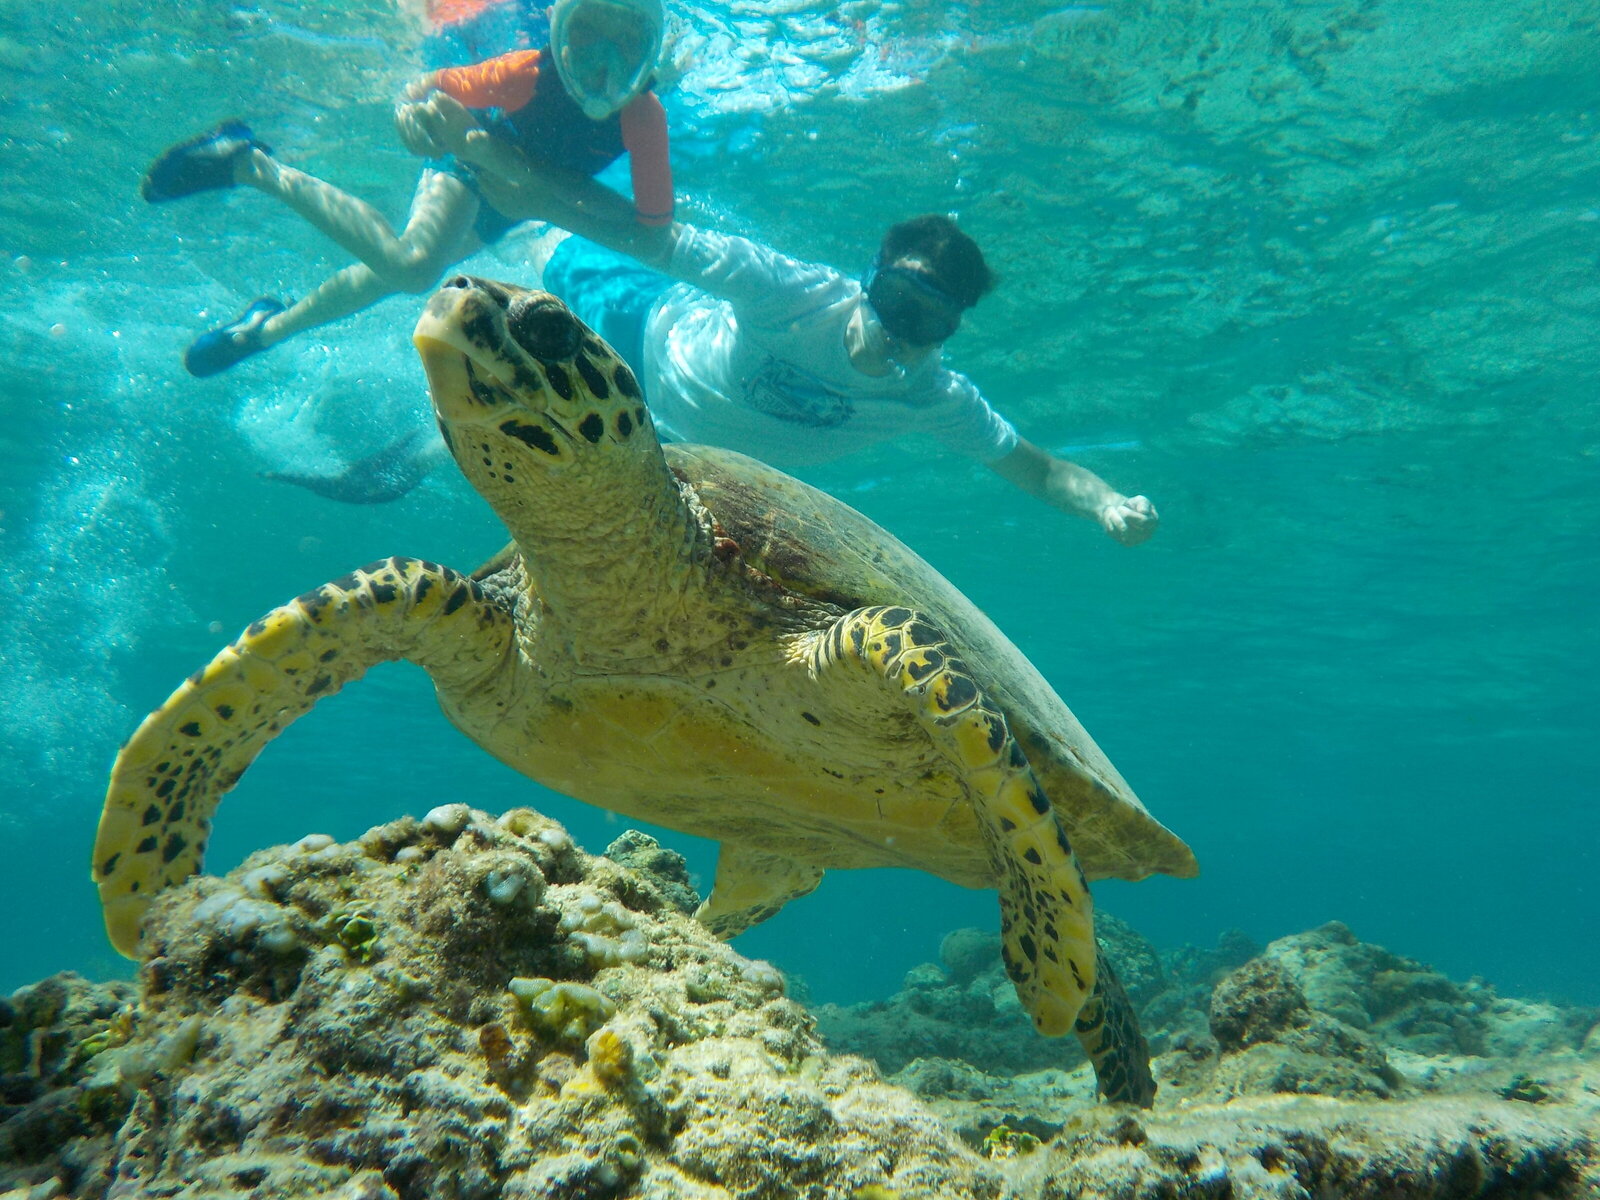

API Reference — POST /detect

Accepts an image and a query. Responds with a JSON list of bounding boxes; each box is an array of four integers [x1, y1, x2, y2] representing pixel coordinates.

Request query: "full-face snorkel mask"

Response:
[[861, 255, 966, 347], [551, 0, 665, 120]]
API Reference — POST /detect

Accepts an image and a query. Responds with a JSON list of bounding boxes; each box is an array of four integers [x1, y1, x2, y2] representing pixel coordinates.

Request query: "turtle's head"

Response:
[[413, 276, 659, 518]]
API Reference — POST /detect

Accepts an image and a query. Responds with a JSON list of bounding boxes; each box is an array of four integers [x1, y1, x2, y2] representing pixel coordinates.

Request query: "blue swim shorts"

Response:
[[542, 234, 674, 378]]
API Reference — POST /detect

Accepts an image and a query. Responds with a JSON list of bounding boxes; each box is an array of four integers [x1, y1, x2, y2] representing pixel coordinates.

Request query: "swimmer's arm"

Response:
[[988, 438, 1160, 546], [408, 91, 685, 261], [620, 93, 674, 227], [395, 54, 542, 157]]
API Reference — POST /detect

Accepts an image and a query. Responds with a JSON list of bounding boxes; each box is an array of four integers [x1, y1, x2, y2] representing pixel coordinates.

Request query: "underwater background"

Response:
[[0, 0, 1594, 1012]]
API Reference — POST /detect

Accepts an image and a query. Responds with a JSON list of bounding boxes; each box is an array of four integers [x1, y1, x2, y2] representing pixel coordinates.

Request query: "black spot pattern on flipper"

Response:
[[824, 623, 843, 660], [578, 413, 604, 443], [1001, 945, 1024, 984]]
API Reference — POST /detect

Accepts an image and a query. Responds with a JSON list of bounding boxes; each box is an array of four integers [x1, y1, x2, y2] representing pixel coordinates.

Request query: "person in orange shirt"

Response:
[[141, 0, 673, 378]]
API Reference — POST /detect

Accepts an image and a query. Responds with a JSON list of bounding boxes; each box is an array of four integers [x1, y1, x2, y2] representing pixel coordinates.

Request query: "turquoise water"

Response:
[[0, 0, 1595, 1010]]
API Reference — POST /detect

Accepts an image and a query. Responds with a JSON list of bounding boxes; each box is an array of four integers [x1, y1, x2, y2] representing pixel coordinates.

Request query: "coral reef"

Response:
[[819, 919, 1598, 1196], [1205, 955, 1401, 1099], [2, 814, 1597, 1200], [600, 832, 698, 919], [0, 973, 137, 1188], [812, 913, 1165, 1077], [2, 808, 1001, 1199]]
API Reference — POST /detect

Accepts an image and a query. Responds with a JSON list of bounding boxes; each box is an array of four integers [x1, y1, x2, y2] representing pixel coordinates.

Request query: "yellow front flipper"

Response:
[[93, 556, 512, 957], [806, 605, 1097, 1036]]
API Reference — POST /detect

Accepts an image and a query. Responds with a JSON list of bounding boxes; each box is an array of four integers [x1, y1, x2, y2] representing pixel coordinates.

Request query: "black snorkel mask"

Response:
[[861, 255, 966, 347]]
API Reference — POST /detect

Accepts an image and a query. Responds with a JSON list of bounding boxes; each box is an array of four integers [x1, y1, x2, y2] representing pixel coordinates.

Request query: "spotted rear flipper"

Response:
[[1074, 947, 1156, 1106], [806, 605, 1098, 1037], [93, 557, 513, 957]]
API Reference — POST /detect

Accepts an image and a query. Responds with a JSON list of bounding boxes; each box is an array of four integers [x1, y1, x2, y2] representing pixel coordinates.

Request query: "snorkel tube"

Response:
[[550, 0, 665, 120]]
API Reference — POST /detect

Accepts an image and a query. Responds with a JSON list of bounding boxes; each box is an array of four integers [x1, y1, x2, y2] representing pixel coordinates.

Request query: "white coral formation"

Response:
[[555, 886, 650, 967]]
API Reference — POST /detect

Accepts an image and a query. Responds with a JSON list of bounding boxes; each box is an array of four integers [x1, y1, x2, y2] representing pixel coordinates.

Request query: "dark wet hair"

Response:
[[877, 215, 995, 310]]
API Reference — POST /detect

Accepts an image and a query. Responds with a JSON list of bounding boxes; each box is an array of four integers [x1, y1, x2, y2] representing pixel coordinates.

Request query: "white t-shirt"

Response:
[[641, 226, 1019, 470]]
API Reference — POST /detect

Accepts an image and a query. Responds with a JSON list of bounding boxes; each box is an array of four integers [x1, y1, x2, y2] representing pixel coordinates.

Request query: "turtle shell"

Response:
[[665, 443, 1198, 884]]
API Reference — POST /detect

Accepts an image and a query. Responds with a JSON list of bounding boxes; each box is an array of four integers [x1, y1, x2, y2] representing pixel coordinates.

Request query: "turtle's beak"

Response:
[[415, 275, 653, 486], [415, 277, 518, 426], [415, 276, 593, 426]]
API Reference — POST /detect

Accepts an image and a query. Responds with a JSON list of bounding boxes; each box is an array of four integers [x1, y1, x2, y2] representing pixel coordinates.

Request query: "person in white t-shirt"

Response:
[[411, 91, 1160, 543]]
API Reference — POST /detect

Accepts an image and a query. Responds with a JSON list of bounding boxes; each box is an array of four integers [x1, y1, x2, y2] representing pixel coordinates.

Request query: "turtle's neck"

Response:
[[492, 441, 719, 664]]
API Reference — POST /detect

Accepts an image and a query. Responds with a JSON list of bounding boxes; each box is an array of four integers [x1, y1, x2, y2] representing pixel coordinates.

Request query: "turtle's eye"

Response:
[[508, 295, 582, 363]]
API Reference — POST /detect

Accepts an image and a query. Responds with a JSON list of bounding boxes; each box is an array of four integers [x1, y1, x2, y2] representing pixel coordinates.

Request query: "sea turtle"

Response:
[[93, 276, 1197, 1105]]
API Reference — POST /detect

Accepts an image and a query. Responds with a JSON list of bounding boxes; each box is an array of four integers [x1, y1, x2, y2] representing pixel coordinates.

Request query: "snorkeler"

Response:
[[395, 95, 1159, 544], [140, 0, 673, 379]]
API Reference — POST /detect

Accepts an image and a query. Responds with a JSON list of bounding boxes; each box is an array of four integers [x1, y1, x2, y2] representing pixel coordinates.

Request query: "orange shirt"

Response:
[[424, 51, 674, 227], [430, 50, 542, 113]]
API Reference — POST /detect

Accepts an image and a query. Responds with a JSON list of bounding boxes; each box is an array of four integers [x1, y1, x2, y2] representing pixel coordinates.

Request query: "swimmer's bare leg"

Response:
[[241, 168, 484, 346], [236, 157, 480, 300]]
